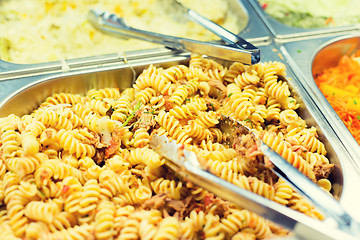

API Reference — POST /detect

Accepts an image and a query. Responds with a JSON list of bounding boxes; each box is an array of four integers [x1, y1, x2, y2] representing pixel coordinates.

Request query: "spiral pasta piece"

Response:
[[41, 93, 82, 107], [169, 101, 206, 119], [224, 62, 249, 83], [234, 70, 260, 89], [128, 147, 164, 169], [78, 179, 100, 223], [86, 99, 111, 116], [95, 200, 116, 240], [274, 179, 294, 205], [48, 211, 77, 233], [154, 217, 180, 240], [135, 87, 157, 105], [139, 219, 157, 240], [132, 128, 150, 148], [100, 175, 129, 199], [34, 109, 73, 130], [117, 218, 140, 240], [7, 190, 28, 237], [203, 148, 238, 162], [194, 111, 219, 128], [1, 129, 22, 159], [56, 129, 96, 158], [20, 120, 46, 155], [43, 223, 94, 240], [24, 200, 60, 223], [184, 120, 212, 142], [262, 132, 316, 180], [162, 65, 188, 83], [87, 88, 120, 100], [168, 80, 199, 107], [224, 93, 254, 121], [203, 214, 225, 239], [156, 110, 192, 144], [207, 158, 249, 177], [298, 132, 327, 155], [221, 209, 251, 235], [150, 178, 184, 200]]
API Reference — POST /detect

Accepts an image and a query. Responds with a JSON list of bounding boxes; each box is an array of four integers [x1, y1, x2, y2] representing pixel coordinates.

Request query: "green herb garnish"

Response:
[[122, 101, 142, 127], [37, 188, 46, 197], [244, 119, 254, 128], [227, 93, 233, 98]]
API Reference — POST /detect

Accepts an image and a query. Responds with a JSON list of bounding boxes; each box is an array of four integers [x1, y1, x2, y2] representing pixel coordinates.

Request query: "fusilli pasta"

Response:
[[0, 55, 334, 239]]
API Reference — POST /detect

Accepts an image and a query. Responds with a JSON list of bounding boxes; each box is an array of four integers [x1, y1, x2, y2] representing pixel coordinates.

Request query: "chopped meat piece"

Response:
[[208, 80, 226, 99], [205, 197, 230, 218], [313, 163, 334, 180], [179, 80, 188, 85], [93, 148, 105, 165], [142, 193, 167, 210], [232, 132, 264, 162], [208, 80, 226, 92], [205, 97, 221, 111], [142, 193, 201, 219], [104, 127, 126, 158], [135, 111, 156, 130], [167, 199, 184, 212], [164, 96, 174, 111]]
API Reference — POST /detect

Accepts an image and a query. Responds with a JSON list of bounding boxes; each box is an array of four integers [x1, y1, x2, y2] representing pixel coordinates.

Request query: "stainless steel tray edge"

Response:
[[0, 49, 193, 103], [0, 48, 187, 81]]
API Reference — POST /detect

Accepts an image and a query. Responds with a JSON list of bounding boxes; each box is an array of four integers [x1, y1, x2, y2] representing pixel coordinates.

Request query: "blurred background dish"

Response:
[[0, 0, 243, 64], [257, 0, 360, 29]]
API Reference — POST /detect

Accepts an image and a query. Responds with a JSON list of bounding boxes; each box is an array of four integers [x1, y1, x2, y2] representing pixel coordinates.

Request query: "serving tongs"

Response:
[[87, 9, 260, 65], [149, 115, 360, 240]]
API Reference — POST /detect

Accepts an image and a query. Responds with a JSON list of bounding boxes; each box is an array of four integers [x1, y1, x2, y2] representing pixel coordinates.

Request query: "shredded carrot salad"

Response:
[[315, 52, 360, 144]]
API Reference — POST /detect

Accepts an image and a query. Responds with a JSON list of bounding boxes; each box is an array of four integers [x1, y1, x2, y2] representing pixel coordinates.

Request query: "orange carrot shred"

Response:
[[315, 51, 360, 145]]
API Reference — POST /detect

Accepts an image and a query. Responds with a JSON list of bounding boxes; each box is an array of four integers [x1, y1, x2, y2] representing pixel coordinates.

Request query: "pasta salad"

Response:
[[0, 55, 334, 239]]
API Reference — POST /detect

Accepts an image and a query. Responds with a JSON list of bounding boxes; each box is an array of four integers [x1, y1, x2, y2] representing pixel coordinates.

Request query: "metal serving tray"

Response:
[[248, 0, 360, 40], [0, 0, 270, 81], [279, 34, 360, 180], [1, 44, 360, 221]]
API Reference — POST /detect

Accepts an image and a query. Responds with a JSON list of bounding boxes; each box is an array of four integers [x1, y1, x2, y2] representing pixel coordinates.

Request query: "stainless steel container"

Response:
[[248, 0, 360, 40], [0, 0, 270, 80], [279, 34, 360, 181], [1, 44, 360, 222]]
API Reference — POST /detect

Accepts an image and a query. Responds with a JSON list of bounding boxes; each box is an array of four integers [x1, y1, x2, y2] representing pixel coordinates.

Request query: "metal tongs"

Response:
[[149, 115, 360, 240], [87, 8, 260, 65]]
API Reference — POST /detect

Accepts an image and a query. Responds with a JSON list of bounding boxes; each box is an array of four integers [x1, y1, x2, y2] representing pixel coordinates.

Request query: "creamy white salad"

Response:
[[0, 0, 241, 64]]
